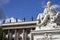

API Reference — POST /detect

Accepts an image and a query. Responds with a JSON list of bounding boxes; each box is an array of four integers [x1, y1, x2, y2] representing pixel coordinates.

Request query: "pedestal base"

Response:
[[31, 29, 60, 40]]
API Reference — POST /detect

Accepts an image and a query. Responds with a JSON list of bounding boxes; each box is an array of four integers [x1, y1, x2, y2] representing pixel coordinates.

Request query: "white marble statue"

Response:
[[34, 1, 60, 40], [37, 1, 59, 28]]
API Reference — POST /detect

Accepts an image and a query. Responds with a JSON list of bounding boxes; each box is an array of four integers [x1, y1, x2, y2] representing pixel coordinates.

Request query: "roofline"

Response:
[[1, 21, 38, 27]]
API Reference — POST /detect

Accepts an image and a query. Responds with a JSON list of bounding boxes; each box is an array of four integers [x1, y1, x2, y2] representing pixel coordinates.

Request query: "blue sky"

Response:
[[1, 0, 60, 20]]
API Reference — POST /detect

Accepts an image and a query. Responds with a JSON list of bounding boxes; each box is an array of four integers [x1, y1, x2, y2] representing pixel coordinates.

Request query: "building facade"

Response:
[[1, 21, 37, 40]]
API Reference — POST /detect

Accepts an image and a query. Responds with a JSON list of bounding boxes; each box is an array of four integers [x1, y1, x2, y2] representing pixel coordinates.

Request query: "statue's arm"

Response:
[[43, 8, 47, 15]]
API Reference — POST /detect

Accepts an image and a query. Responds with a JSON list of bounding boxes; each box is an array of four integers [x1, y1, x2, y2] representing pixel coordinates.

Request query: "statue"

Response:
[[37, 1, 58, 28]]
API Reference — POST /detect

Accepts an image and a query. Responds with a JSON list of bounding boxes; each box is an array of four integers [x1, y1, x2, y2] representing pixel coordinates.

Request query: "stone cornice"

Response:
[[1, 21, 37, 27]]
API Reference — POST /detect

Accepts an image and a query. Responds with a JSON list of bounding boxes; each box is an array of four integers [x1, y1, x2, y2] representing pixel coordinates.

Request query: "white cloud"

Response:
[[52, 4, 60, 8], [42, 4, 60, 8], [0, 0, 10, 6]]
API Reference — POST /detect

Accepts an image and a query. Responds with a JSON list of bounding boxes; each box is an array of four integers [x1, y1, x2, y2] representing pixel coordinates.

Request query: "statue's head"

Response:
[[47, 1, 52, 7]]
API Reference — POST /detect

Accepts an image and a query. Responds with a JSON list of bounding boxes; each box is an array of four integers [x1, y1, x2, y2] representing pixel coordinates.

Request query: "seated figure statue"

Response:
[[37, 1, 58, 28]]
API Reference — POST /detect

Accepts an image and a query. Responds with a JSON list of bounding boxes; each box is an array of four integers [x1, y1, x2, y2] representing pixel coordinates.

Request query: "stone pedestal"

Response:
[[31, 29, 60, 40]]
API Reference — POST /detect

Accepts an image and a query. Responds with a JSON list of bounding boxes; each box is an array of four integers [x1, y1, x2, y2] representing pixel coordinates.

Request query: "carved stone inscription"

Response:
[[33, 33, 60, 40]]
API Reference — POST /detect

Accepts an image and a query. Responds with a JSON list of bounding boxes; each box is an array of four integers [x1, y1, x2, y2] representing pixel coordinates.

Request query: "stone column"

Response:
[[2, 32, 5, 40], [13, 29, 16, 40], [15, 29, 17, 40], [16, 31, 18, 40], [14, 29, 18, 40], [25, 32, 27, 40], [30, 29, 33, 40], [10, 32, 12, 40], [29, 33, 31, 40], [22, 29, 26, 40], [8, 30, 12, 40], [30, 33, 33, 40], [8, 30, 10, 40], [28, 33, 30, 40]]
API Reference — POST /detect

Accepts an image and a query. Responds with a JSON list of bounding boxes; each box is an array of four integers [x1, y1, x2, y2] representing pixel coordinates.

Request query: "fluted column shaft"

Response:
[[14, 29, 18, 40], [8, 30, 12, 40], [16, 31, 18, 40], [30, 29, 33, 40], [10, 32, 12, 40], [15, 29, 17, 40], [2, 32, 5, 40], [8, 30, 10, 40], [22, 29, 26, 40]]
